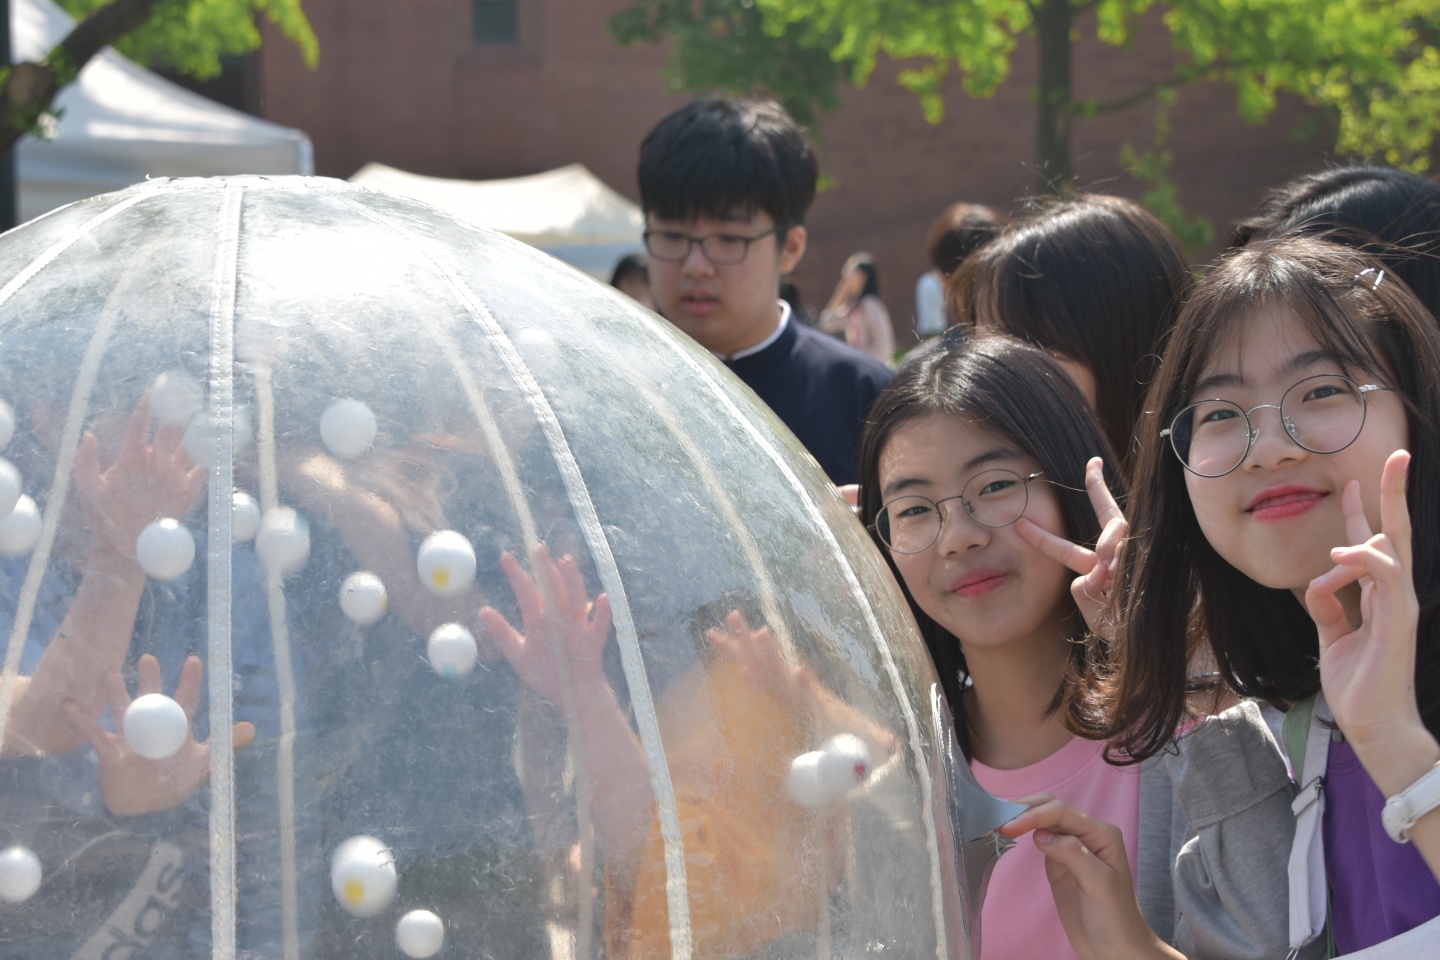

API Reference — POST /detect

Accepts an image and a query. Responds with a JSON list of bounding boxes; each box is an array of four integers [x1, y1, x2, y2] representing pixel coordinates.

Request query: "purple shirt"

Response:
[[1323, 738, 1440, 952]]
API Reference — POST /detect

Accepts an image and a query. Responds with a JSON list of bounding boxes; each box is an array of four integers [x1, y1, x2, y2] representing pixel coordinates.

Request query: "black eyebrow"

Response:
[[1191, 349, 1339, 396], [881, 446, 1025, 498]]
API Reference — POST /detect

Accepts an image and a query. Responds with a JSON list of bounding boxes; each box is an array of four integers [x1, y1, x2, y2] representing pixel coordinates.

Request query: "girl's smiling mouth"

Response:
[[952, 570, 1008, 597], [1245, 485, 1327, 521]]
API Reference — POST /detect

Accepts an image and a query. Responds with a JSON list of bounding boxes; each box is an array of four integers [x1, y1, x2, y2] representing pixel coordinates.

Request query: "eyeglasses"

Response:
[[642, 226, 780, 265], [875, 469, 1046, 554], [1161, 373, 1389, 478]]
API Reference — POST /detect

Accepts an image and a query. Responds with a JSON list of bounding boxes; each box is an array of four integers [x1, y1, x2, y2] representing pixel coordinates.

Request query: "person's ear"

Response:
[[779, 224, 808, 273]]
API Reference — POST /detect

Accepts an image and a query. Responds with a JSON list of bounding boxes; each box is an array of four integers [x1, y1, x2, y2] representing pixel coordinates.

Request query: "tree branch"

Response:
[[1079, 60, 1232, 115], [0, 0, 165, 153]]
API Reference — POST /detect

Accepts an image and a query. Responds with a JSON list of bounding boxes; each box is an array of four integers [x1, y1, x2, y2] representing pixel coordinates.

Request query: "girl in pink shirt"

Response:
[[857, 334, 1133, 959]]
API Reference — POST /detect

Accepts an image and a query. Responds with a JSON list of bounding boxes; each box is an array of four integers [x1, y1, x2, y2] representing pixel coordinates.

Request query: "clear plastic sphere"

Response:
[[0, 177, 1016, 959]]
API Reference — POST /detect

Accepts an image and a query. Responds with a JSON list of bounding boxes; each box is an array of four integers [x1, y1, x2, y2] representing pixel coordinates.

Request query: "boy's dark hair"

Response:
[[926, 203, 1009, 275], [1232, 165, 1440, 321], [638, 97, 818, 231], [857, 333, 1125, 757]]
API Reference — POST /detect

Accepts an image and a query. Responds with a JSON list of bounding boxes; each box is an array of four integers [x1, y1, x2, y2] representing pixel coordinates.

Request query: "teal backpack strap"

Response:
[[1283, 693, 1334, 958], [1283, 693, 1320, 782]]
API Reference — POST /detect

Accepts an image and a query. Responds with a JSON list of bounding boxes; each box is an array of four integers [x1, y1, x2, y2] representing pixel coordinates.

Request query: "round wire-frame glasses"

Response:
[[1161, 373, 1387, 478], [875, 469, 1046, 554]]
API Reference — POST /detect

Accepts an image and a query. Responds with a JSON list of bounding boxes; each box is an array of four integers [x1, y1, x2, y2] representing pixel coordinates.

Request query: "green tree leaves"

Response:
[[56, 0, 317, 80], [610, 0, 1440, 189]]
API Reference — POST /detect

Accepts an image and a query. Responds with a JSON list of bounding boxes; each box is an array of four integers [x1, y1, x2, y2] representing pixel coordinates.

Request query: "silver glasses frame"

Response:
[[641, 226, 781, 265], [1160, 373, 1388, 478], [875, 469, 1046, 554]]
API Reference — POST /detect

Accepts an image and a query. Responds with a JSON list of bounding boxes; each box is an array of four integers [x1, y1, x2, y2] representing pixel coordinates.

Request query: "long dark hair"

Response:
[[1233, 165, 1440, 321], [858, 334, 1125, 755], [848, 253, 880, 299], [1087, 237, 1440, 761], [950, 194, 1192, 478]]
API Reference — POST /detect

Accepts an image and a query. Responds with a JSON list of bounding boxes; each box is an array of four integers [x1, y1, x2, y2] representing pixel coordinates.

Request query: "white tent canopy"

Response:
[[350, 162, 644, 279], [14, 0, 313, 223]]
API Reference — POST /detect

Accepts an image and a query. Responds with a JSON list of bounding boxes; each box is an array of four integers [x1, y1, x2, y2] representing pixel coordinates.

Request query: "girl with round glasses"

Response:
[[1006, 237, 1440, 958], [859, 336, 1151, 960]]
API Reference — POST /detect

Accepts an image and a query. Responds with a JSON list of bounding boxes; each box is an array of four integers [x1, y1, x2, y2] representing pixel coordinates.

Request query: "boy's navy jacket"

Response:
[[725, 316, 893, 486]]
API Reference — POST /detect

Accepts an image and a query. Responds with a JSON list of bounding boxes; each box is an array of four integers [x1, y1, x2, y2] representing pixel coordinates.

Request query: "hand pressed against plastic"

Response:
[[64, 653, 255, 817], [479, 544, 613, 709], [74, 392, 206, 562]]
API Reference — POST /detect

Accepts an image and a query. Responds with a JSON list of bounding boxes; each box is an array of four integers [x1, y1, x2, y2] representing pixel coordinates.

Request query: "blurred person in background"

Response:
[[819, 252, 896, 367], [610, 253, 655, 311], [915, 203, 1009, 339]]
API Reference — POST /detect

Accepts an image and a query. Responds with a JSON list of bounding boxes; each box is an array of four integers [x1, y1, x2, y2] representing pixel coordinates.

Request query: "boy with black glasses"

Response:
[[638, 97, 893, 485]]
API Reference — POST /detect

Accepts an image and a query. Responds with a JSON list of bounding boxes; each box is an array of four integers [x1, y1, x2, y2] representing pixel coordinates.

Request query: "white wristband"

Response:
[[1382, 760, 1440, 844]]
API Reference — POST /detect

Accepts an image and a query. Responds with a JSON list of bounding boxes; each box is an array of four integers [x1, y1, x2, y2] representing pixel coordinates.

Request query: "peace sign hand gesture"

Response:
[[1305, 450, 1424, 751], [1016, 458, 1127, 638]]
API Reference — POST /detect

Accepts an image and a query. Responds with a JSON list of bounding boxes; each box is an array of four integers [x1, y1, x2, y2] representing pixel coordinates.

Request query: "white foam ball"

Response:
[[151, 371, 204, 424], [231, 490, 260, 542], [0, 846, 41, 903], [785, 751, 830, 808], [786, 736, 872, 809], [340, 571, 389, 625], [135, 519, 196, 581], [416, 530, 476, 597], [255, 508, 310, 577], [0, 399, 14, 450], [123, 693, 189, 760], [0, 495, 41, 556], [396, 909, 445, 958], [0, 458, 20, 518], [817, 733, 872, 795], [330, 835, 397, 918], [427, 623, 479, 680], [320, 399, 378, 460], [183, 407, 253, 469]]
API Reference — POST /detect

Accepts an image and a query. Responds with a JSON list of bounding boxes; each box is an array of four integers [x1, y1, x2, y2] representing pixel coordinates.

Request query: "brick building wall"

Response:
[[252, 0, 1333, 344]]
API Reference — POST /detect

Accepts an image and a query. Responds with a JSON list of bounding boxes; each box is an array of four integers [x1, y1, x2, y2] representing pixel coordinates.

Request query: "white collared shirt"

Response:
[[713, 301, 791, 362]]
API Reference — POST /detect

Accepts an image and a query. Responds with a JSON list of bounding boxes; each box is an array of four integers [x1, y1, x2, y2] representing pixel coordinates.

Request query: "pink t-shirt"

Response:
[[972, 736, 1143, 960]]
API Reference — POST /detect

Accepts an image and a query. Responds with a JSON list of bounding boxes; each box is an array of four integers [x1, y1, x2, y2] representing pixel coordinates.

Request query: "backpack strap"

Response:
[[1283, 694, 1319, 782], [1286, 693, 1334, 958]]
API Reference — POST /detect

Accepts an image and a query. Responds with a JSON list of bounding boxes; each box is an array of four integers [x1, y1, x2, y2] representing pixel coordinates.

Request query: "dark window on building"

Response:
[[473, 0, 518, 44]]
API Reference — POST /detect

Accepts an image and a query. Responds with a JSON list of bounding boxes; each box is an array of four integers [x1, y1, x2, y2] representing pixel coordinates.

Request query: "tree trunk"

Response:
[[0, 0, 164, 154], [1035, 0, 1073, 196]]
